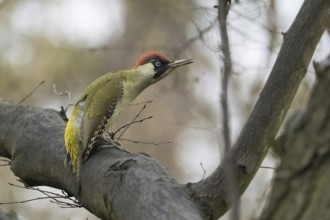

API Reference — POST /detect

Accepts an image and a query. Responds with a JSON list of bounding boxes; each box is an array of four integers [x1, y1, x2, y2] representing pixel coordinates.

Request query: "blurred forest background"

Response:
[[0, 0, 329, 219]]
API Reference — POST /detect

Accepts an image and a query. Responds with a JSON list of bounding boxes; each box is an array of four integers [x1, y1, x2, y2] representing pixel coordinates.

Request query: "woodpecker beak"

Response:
[[168, 59, 193, 68], [153, 58, 193, 79]]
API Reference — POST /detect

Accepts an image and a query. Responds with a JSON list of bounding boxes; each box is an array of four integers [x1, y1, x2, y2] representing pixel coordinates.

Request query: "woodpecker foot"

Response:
[[101, 132, 125, 150]]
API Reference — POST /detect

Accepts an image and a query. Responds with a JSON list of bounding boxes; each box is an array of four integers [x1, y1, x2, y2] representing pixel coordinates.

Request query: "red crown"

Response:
[[132, 51, 170, 69]]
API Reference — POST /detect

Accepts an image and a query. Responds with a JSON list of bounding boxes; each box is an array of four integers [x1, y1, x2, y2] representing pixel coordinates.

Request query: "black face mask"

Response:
[[152, 58, 170, 78]]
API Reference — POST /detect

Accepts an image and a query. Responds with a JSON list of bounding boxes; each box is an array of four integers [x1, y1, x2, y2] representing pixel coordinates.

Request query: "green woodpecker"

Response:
[[64, 51, 193, 176]]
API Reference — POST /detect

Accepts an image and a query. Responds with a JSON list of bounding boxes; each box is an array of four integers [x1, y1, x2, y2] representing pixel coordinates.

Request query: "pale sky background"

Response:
[[0, 0, 329, 219]]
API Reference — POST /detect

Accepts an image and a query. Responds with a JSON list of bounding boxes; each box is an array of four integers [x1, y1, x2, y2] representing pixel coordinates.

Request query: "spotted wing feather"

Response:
[[80, 73, 123, 161]]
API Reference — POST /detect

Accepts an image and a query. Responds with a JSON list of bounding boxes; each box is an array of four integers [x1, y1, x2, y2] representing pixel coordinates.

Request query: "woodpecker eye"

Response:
[[151, 57, 171, 78]]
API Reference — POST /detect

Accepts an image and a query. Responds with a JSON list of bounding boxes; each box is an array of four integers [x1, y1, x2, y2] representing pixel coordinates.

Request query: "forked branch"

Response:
[[190, 0, 330, 218]]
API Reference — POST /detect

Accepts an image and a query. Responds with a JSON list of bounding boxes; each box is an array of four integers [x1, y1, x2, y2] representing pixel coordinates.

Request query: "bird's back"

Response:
[[64, 71, 124, 172]]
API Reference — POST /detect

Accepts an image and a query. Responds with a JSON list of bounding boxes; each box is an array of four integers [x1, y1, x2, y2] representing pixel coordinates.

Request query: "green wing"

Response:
[[79, 72, 123, 150]]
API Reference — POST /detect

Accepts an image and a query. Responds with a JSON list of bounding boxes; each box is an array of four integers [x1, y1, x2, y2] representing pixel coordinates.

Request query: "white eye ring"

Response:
[[155, 61, 161, 67]]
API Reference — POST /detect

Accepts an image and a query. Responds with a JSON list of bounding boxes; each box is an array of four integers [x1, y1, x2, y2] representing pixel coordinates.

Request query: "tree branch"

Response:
[[0, 1, 329, 220], [217, 1, 240, 220], [0, 101, 204, 220], [260, 54, 330, 220], [191, 0, 330, 218]]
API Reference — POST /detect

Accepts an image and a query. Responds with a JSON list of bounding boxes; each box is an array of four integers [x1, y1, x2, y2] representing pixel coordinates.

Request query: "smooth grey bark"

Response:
[[0, 101, 203, 220], [260, 55, 330, 220]]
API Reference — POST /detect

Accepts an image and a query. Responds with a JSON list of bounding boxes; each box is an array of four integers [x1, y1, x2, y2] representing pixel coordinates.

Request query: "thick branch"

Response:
[[0, 101, 203, 220], [191, 0, 330, 218], [260, 55, 330, 220]]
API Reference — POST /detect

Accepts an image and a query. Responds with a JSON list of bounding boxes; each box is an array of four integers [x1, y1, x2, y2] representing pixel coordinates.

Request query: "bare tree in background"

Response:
[[0, 0, 330, 219]]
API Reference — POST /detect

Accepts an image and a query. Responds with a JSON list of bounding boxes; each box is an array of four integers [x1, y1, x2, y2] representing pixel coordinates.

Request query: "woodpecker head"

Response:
[[132, 51, 193, 83]]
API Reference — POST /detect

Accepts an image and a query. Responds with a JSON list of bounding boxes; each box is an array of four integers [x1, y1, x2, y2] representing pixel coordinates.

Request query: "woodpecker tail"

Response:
[[75, 161, 82, 201], [64, 150, 82, 201]]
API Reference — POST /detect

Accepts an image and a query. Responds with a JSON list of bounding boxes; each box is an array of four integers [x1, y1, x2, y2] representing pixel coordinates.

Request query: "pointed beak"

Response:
[[168, 58, 193, 68]]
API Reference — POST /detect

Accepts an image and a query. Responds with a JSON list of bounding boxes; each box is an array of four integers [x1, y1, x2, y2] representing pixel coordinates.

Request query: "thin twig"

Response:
[[113, 104, 149, 141], [260, 166, 276, 170], [173, 18, 217, 58], [19, 80, 45, 103], [120, 138, 172, 146], [218, 1, 232, 149], [200, 162, 207, 180], [116, 115, 153, 140], [4, 183, 81, 208], [218, 1, 240, 220], [59, 17, 215, 56], [112, 115, 153, 140], [53, 84, 72, 111], [0, 196, 64, 205], [129, 100, 153, 106], [183, 125, 218, 135]]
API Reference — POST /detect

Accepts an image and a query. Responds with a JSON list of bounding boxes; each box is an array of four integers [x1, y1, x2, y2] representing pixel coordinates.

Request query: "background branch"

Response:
[[191, 0, 330, 218], [260, 54, 330, 220], [217, 1, 240, 220]]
